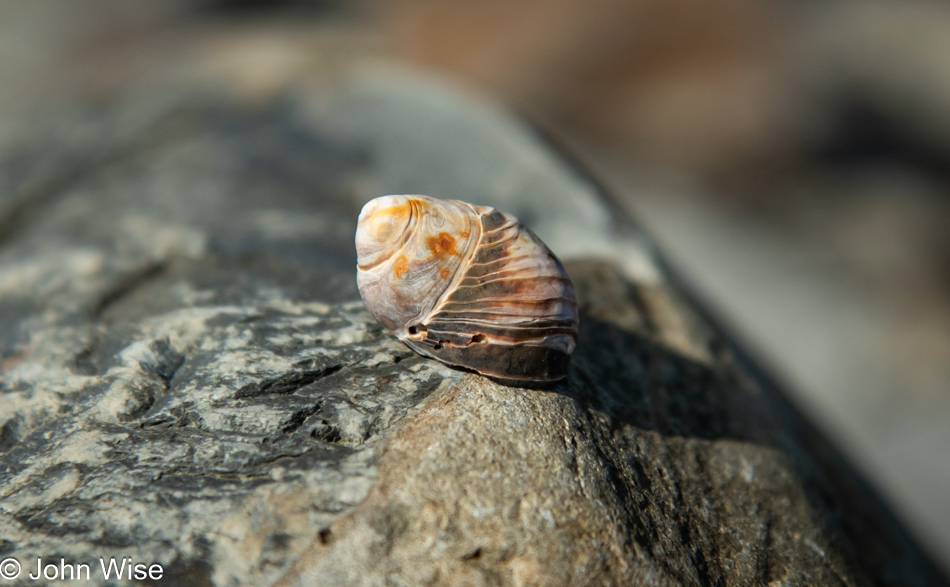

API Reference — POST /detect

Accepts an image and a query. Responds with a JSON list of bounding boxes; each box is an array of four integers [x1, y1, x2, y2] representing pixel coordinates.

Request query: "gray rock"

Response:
[[0, 76, 945, 586]]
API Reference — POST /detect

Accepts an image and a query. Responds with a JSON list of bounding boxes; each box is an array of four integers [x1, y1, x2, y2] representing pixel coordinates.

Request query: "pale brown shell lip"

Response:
[[355, 194, 578, 384]]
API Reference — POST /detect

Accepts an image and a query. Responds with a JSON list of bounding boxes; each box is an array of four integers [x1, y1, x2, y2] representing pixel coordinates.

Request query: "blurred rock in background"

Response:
[[1, 0, 948, 573], [378, 0, 796, 179]]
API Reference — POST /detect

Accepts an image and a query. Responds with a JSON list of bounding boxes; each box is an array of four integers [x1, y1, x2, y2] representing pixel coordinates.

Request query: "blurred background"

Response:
[[1, 0, 948, 572]]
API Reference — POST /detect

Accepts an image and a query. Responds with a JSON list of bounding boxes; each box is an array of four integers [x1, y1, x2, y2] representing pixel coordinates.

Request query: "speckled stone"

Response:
[[0, 76, 945, 587]]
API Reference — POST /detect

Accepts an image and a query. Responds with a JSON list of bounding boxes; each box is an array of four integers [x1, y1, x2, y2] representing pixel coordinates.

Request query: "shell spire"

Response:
[[356, 195, 578, 385]]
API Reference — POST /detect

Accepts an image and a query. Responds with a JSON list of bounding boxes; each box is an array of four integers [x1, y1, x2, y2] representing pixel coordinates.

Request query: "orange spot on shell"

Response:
[[370, 202, 412, 241], [393, 255, 408, 278], [378, 201, 411, 219], [426, 232, 459, 259], [439, 268, 450, 279], [459, 231, 469, 238]]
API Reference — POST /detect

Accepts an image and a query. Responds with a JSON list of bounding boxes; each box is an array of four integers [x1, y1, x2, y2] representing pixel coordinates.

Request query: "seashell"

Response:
[[355, 194, 578, 385]]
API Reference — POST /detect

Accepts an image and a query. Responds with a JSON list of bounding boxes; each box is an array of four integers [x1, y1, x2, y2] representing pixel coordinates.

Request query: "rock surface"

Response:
[[0, 74, 946, 587]]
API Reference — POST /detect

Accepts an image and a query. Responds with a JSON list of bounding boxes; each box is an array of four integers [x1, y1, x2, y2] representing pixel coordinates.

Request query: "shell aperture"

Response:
[[355, 195, 578, 384]]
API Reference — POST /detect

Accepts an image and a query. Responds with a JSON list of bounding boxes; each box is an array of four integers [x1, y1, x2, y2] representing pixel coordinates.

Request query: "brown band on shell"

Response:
[[445, 276, 573, 303], [424, 318, 575, 336], [403, 337, 571, 383], [438, 296, 573, 314], [478, 209, 511, 233]]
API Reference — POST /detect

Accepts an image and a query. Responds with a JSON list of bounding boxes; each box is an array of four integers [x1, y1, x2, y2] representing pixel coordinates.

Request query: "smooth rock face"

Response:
[[0, 78, 945, 587]]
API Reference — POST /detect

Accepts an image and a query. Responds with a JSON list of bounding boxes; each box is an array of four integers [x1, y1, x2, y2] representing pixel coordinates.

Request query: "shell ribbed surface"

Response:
[[356, 195, 578, 384]]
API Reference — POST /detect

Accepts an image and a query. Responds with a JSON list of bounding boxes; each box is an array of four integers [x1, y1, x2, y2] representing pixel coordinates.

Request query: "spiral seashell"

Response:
[[355, 195, 578, 385]]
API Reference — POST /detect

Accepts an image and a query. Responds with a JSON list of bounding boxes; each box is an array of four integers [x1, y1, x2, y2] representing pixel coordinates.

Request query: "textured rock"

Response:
[[0, 74, 946, 587]]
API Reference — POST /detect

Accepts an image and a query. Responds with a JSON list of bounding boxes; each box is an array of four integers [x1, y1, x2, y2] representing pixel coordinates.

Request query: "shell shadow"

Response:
[[544, 310, 758, 443]]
